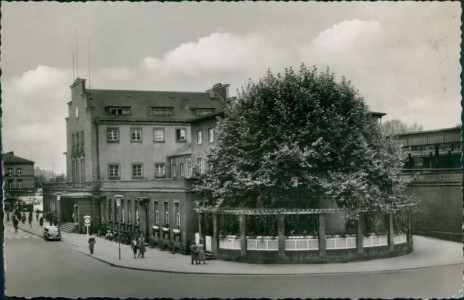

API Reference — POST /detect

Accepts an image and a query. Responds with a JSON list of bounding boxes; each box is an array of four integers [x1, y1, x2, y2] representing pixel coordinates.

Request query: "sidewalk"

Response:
[[5, 215, 463, 275]]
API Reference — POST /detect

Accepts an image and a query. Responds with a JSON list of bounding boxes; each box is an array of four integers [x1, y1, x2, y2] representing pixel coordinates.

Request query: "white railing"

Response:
[[393, 233, 407, 244], [363, 235, 388, 248], [247, 237, 278, 251], [219, 235, 241, 250], [285, 236, 319, 251], [326, 236, 357, 249]]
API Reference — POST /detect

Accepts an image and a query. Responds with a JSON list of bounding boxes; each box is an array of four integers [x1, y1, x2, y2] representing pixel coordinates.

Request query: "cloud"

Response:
[[310, 19, 382, 54], [2, 65, 68, 172], [142, 32, 290, 80]]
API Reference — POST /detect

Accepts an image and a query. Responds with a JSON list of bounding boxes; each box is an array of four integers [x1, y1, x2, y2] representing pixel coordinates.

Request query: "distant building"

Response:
[[398, 127, 461, 242], [397, 127, 461, 170], [3, 151, 35, 210]]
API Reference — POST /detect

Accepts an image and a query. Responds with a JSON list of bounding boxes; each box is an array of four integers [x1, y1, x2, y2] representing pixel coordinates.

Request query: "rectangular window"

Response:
[[7, 168, 13, 176], [152, 107, 174, 116], [132, 164, 143, 178], [197, 130, 203, 144], [109, 200, 113, 221], [197, 158, 205, 173], [187, 161, 191, 177], [7, 180, 13, 189], [153, 128, 165, 142], [121, 199, 125, 223], [72, 134, 75, 154], [164, 202, 169, 225], [175, 202, 180, 227], [195, 108, 215, 116], [107, 128, 119, 142], [107, 106, 131, 115], [108, 164, 120, 179], [17, 180, 22, 189], [171, 163, 177, 178], [80, 131, 85, 153], [176, 128, 187, 142], [179, 163, 184, 177], [154, 164, 165, 177], [208, 128, 214, 143], [135, 201, 139, 224], [131, 128, 143, 142], [154, 201, 159, 224]]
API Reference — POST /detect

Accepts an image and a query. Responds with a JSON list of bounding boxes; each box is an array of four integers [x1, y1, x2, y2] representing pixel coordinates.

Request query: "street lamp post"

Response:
[[114, 195, 122, 260]]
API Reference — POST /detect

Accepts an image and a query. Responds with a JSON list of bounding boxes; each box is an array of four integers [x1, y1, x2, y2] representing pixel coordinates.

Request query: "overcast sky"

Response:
[[2, 1, 461, 174]]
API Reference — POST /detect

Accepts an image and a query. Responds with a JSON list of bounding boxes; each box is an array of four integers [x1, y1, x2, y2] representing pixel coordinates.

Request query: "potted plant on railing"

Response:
[[162, 224, 170, 239], [173, 226, 181, 235], [173, 226, 181, 242]]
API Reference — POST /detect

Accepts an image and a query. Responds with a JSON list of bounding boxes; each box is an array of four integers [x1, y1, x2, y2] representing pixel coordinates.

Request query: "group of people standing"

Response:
[[131, 235, 146, 258], [190, 240, 206, 265], [9, 209, 43, 232]]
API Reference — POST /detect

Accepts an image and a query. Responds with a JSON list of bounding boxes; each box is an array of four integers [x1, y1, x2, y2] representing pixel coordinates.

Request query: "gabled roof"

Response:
[[88, 88, 227, 122], [3, 152, 35, 165]]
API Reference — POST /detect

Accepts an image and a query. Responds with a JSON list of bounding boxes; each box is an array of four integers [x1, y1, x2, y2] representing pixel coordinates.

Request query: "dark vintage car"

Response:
[[43, 225, 61, 241]]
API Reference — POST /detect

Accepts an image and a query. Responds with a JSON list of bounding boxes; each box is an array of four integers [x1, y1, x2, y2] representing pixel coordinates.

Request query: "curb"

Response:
[[76, 248, 464, 276], [7, 222, 464, 276]]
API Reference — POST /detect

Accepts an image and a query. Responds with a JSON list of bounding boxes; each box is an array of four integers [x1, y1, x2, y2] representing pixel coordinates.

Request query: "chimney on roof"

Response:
[[208, 83, 229, 100]]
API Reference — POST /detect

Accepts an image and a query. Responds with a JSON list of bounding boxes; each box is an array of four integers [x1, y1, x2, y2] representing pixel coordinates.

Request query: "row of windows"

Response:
[[107, 159, 205, 179], [107, 128, 187, 143], [6, 168, 22, 176], [196, 128, 214, 144], [6, 179, 23, 189], [104, 200, 181, 228], [71, 131, 85, 155], [106, 106, 216, 117]]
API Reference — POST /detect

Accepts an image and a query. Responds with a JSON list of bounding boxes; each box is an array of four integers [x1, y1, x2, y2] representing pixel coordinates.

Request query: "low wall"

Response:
[[215, 234, 411, 264], [404, 170, 461, 242]]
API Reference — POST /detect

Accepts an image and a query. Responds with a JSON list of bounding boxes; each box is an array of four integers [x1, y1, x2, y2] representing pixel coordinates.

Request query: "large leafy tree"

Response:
[[193, 65, 413, 216]]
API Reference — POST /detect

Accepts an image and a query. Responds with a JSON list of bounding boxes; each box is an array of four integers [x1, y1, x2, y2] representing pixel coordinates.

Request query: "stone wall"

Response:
[[404, 170, 461, 242]]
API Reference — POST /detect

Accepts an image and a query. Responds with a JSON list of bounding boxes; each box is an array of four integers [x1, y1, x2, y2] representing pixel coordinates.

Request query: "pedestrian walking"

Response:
[[6, 211, 10, 222], [21, 213, 26, 224], [131, 237, 139, 258], [197, 240, 206, 264], [36, 210, 39, 222], [137, 235, 146, 258], [39, 216, 44, 227], [28, 213, 33, 228], [189, 241, 199, 265], [88, 234, 96, 254], [13, 216, 19, 232]]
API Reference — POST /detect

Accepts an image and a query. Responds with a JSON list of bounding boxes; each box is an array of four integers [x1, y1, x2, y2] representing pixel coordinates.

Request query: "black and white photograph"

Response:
[[2, 1, 462, 299]]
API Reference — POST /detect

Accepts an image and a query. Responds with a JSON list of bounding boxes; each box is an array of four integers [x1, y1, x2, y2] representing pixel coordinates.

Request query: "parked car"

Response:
[[43, 225, 61, 241]]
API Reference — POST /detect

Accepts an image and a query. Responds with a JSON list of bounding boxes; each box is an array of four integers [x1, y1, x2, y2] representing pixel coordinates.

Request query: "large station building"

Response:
[[43, 78, 233, 253]]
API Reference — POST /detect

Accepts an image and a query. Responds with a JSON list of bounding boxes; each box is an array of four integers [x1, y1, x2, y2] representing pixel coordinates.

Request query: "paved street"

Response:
[[4, 219, 464, 298]]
